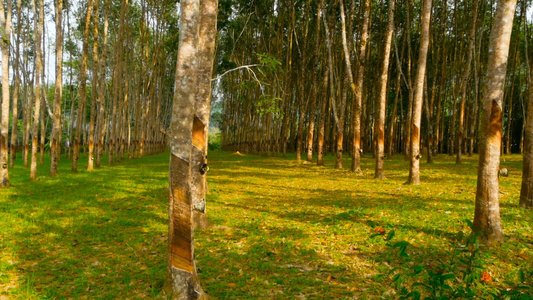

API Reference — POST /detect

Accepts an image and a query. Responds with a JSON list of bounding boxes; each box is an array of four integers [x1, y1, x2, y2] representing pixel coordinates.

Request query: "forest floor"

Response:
[[0, 151, 531, 299]]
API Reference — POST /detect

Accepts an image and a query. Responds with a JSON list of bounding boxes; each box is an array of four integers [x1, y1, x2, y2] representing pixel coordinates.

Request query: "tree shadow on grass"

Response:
[[2, 153, 171, 299]]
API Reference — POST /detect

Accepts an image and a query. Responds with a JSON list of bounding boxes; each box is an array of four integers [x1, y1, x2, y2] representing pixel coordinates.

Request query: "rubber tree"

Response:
[[164, 0, 208, 297], [50, 0, 63, 176], [0, 0, 12, 187], [473, 0, 518, 245], [30, 0, 44, 181], [519, 55, 533, 209], [408, 0, 432, 185], [374, 0, 395, 179]]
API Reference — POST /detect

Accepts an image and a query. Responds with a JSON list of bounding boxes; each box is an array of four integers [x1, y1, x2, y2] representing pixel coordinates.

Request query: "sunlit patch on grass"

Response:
[[0, 151, 531, 298]]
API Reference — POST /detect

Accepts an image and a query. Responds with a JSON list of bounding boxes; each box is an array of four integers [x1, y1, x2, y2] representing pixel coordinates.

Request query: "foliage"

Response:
[[208, 130, 221, 150], [380, 220, 495, 299], [256, 94, 282, 117]]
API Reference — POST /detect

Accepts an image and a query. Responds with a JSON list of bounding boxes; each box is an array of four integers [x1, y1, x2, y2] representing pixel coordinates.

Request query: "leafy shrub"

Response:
[[208, 131, 221, 151], [374, 220, 533, 299]]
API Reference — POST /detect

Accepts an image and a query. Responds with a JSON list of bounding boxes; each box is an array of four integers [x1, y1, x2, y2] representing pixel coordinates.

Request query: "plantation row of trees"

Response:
[[0, 0, 216, 297], [215, 1, 533, 199], [0, 0, 179, 185], [1, 0, 532, 297], [218, 0, 532, 167]]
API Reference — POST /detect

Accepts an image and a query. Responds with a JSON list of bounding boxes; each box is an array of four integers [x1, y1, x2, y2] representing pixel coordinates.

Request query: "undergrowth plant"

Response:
[[375, 220, 528, 299]]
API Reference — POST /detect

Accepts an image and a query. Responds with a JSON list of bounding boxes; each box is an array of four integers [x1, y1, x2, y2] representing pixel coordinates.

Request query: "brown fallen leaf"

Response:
[[228, 283, 237, 288]]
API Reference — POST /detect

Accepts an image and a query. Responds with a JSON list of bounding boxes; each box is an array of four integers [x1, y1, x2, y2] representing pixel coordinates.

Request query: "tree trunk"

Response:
[[50, 0, 63, 175], [408, 0, 432, 185], [374, 0, 395, 179], [0, 0, 12, 187], [9, 0, 21, 170], [306, 2, 322, 163], [72, 0, 93, 172], [164, 0, 207, 298], [351, 0, 370, 173], [317, 66, 329, 166], [457, 0, 479, 164], [96, 0, 109, 168], [473, 0, 517, 245], [88, 0, 99, 171], [520, 61, 533, 209], [30, 0, 44, 181], [191, 0, 218, 230]]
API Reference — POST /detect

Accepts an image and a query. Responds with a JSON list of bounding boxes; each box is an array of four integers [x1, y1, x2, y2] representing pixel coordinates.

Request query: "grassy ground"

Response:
[[0, 151, 531, 299]]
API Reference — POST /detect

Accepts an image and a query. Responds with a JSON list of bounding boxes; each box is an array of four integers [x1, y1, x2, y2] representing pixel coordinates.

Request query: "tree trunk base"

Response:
[[162, 267, 207, 300]]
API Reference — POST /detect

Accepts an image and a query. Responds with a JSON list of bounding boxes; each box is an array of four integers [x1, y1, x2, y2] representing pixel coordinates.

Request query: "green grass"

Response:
[[0, 150, 531, 299]]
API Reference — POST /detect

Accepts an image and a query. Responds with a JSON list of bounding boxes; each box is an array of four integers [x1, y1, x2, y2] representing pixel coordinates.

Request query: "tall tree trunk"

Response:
[[408, 0, 432, 185], [0, 0, 12, 187], [164, 0, 207, 298], [351, 0, 370, 173], [306, 2, 322, 162], [317, 66, 329, 166], [96, 0, 109, 168], [404, 0, 414, 159], [295, 1, 310, 162], [473, 0, 517, 245], [30, 0, 44, 181], [191, 0, 218, 229], [457, 0, 479, 164], [50, 0, 63, 176], [520, 59, 533, 209], [72, 0, 94, 172], [374, 0, 395, 179], [88, 0, 99, 171], [9, 0, 21, 169], [322, 8, 344, 169]]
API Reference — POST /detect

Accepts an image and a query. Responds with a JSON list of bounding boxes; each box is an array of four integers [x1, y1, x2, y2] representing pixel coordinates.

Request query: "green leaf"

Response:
[[393, 273, 401, 282], [441, 274, 455, 281], [385, 230, 396, 241], [407, 291, 421, 300]]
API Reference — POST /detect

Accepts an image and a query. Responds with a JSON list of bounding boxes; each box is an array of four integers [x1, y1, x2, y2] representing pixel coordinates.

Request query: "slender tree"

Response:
[[50, 0, 63, 176], [519, 55, 533, 209], [9, 0, 21, 169], [374, 0, 395, 179], [457, 0, 479, 164], [0, 0, 12, 187], [72, 0, 94, 172], [408, 0, 432, 185], [87, 0, 99, 171], [351, 0, 370, 173], [96, 0, 109, 168], [473, 0, 517, 245], [30, 0, 44, 181]]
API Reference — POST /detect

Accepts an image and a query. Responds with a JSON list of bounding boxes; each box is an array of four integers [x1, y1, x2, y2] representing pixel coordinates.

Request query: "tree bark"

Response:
[[96, 0, 109, 168], [72, 0, 94, 172], [520, 61, 533, 209], [191, 0, 218, 230], [351, 0, 370, 173], [50, 0, 63, 176], [408, 0, 432, 185], [164, 0, 207, 298], [374, 0, 395, 179], [30, 0, 44, 181], [9, 0, 21, 169], [306, 2, 322, 162], [473, 0, 517, 245], [457, 0, 479, 164], [87, 0, 99, 171], [0, 0, 12, 187]]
